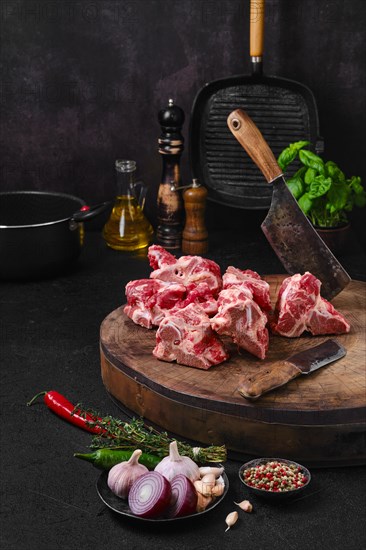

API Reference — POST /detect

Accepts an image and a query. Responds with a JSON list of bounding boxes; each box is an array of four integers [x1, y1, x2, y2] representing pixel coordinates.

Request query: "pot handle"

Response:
[[72, 201, 111, 223]]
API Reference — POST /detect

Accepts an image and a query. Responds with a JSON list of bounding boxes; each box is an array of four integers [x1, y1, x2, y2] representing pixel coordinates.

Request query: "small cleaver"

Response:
[[238, 339, 346, 400], [227, 109, 351, 301]]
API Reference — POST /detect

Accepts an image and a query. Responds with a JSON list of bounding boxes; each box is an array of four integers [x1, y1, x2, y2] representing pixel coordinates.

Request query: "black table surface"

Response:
[[1, 229, 365, 550]]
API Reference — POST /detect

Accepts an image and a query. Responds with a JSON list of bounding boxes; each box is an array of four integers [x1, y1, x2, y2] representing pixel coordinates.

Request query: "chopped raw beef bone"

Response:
[[124, 278, 218, 329], [223, 266, 272, 311], [180, 283, 218, 316], [149, 246, 222, 298], [211, 287, 269, 360], [271, 272, 350, 337], [124, 279, 186, 329], [153, 303, 229, 369], [148, 245, 176, 270], [307, 298, 351, 335]]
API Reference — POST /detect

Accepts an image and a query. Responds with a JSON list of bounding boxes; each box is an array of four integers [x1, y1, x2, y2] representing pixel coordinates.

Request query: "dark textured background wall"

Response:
[[1, 0, 365, 243]]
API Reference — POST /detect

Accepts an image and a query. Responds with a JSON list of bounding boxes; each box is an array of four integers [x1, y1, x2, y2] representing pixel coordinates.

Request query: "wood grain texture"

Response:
[[100, 276, 366, 465], [182, 186, 208, 255], [250, 0, 265, 57], [238, 360, 302, 400], [227, 109, 283, 183]]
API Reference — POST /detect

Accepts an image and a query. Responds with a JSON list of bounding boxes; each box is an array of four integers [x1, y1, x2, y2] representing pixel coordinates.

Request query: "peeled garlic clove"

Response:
[[196, 492, 213, 512], [199, 466, 224, 478], [201, 473, 216, 484], [211, 483, 225, 497], [225, 511, 238, 532], [194, 479, 214, 497], [234, 499, 253, 513]]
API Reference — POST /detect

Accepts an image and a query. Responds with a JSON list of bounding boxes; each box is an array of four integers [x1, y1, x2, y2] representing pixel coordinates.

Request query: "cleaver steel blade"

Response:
[[227, 109, 351, 301], [238, 339, 346, 400]]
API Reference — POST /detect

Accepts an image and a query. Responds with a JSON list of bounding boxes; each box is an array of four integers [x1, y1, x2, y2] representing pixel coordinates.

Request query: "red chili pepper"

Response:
[[27, 390, 106, 435]]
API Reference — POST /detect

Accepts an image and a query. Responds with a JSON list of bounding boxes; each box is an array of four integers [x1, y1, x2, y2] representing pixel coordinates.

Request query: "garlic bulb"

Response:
[[154, 441, 200, 482], [107, 449, 148, 499]]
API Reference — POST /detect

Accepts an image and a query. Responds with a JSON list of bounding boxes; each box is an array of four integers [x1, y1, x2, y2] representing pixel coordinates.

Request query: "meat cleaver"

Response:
[[238, 339, 346, 400], [227, 109, 351, 301]]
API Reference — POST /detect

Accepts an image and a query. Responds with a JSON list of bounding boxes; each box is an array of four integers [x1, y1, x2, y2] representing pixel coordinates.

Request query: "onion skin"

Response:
[[128, 472, 172, 518], [167, 475, 198, 518]]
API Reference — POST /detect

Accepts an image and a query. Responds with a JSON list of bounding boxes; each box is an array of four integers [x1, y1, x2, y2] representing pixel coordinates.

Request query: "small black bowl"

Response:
[[239, 458, 311, 501]]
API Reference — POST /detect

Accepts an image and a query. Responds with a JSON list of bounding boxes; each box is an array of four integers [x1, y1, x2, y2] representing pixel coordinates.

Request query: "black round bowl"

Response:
[[96, 470, 229, 523], [239, 458, 311, 501]]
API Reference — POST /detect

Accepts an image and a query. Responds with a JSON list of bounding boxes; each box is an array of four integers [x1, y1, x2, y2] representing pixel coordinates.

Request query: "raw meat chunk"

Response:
[[271, 272, 350, 337], [148, 245, 176, 270], [149, 246, 222, 298], [124, 278, 218, 329], [223, 266, 271, 310], [179, 282, 218, 316], [307, 298, 352, 335], [211, 287, 269, 360], [124, 279, 186, 328], [153, 303, 229, 369]]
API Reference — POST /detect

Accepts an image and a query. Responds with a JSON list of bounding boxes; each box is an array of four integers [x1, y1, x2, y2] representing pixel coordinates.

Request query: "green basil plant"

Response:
[[278, 141, 366, 228]]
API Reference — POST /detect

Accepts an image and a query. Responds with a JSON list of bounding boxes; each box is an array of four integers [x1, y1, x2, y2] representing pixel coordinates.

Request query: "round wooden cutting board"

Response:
[[100, 276, 366, 466]]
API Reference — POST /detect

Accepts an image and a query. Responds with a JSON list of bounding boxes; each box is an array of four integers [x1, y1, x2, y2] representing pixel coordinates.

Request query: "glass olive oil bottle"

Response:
[[103, 160, 153, 251]]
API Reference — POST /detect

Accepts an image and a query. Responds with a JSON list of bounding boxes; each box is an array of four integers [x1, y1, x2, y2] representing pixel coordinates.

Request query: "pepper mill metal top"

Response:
[[158, 99, 185, 155]]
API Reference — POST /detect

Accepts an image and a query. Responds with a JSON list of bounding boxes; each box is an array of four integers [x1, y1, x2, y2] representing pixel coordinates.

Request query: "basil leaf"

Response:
[[308, 175, 332, 199], [278, 141, 310, 171], [325, 161, 345, 182], [286, 175, 304, 199], [348, 176, 363, 194], [346, 176, 366, 207], [304, 167, 317, 184], [299, 150, 325, 174], [327, 182, 350, 213], [293, 166, 307, 178], [298, 192, 313, 215]]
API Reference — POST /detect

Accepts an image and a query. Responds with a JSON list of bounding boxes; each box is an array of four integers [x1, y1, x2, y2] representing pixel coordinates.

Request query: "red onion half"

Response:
[[167, 474, 198, 518], [128, 472, 172, 518]]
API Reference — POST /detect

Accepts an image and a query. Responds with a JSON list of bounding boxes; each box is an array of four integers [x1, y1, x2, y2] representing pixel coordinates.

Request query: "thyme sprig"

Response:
[[74, 404, 226, 463]]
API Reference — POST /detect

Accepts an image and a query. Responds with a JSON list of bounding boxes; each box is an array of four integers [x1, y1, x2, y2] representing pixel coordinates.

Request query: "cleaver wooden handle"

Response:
[[238, 361, 303, 400], [227, 109, 283, 183]]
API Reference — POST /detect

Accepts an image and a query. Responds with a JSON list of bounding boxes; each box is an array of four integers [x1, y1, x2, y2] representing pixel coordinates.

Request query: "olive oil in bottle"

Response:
[[103, 160, 153, 251]]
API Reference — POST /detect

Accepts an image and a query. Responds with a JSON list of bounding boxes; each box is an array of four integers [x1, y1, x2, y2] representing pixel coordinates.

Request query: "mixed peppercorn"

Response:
[[243, 461, 308, 492]]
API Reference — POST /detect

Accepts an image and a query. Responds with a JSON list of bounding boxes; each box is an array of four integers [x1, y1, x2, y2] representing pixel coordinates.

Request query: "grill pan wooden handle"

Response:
[[227, 109, 283, 183], [250, 0, 265, 58]]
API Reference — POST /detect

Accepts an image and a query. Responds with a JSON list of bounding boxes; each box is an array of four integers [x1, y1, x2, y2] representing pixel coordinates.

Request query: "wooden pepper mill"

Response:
[[172, 179, 208, 255], [156, 99, 184, 249]]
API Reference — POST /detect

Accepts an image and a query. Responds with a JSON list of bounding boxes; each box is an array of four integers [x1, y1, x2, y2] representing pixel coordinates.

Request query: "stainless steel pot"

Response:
[[0, 191, 110, 280]]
